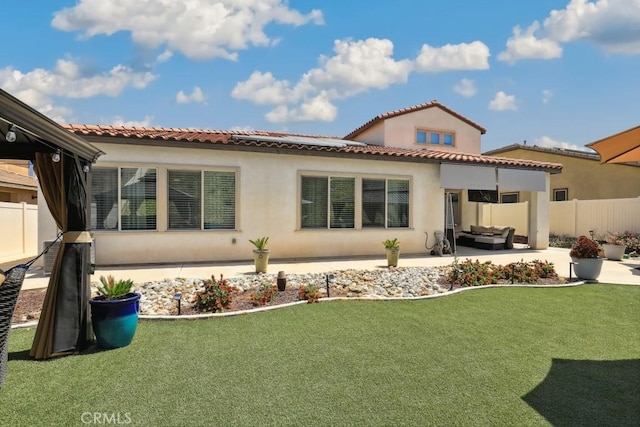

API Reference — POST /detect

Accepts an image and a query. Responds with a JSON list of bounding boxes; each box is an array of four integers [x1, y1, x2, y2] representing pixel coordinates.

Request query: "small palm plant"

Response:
[[249, 236, 269, 251], [96, 275, 134, 300], [382, 238, 400, 249]]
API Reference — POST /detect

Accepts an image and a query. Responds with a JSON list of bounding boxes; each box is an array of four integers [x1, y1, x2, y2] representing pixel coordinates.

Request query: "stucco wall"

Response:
[[45, 143, 447, 265], [350, 107, 482, 154], [492, 148, 640, 201]]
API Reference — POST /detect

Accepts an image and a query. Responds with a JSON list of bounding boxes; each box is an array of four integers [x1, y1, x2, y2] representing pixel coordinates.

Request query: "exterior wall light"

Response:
[[52, 149, 61, 163], [5, 124, 16, 142]]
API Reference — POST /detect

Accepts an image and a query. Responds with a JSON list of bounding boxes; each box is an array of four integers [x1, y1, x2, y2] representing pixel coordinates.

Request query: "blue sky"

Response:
[[2, 0, 639, 152]]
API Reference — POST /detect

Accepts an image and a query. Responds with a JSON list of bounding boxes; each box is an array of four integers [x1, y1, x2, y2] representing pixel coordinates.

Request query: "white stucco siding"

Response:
[[384, 108, 482, 154], [81, 143, 444, 265]]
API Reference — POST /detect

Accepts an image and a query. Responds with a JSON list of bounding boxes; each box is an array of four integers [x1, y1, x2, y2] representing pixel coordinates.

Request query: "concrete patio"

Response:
[[14, 244, 640, 290]]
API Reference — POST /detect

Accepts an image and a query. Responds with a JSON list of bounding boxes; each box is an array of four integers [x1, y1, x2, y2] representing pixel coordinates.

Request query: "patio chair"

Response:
[[0, 265, 28, 388]]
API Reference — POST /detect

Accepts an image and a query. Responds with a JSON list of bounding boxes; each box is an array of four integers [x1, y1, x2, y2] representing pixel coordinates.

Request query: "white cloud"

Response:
[[500, 0, 640, 63], [544, 0, 640, 54], [415, 41, 490, 72], [176, 87, 205, 104], [156, 50, 173, 63], [233, 38, 413, 122], [453, 78, 477, 98], [0, 59, 156, 122], [489, 91, 517, 111], [542, 89, 553, 104], [111, 115, 154, 127], [265, 92, 337, 123], [497, 22, 562, 64], [52, 0, 324, 60], [533, 136, 592, 152]]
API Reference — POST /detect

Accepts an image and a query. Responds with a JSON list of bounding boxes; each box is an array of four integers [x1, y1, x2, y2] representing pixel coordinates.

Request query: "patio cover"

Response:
[[440, 164, 546, 191], [586, 125, 640, 164], [0, 88, 104, 359]]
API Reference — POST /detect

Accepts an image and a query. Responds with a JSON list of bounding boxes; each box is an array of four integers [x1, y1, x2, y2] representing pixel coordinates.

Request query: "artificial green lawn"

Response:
[[2, 284, 639, 426]]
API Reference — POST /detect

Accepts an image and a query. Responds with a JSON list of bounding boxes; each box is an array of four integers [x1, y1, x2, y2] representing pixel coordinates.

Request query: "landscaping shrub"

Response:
[[446, 258, 558, 287], [250, 282, 278, 306], [549, 234, 575, 248], [194, 274, 238, 312], [298, 283, 322, 303]]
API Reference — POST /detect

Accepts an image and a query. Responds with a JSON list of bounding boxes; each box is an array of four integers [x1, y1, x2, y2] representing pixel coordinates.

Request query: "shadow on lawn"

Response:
[[522, 358, 640, 427], [9, 343, 108, 362]]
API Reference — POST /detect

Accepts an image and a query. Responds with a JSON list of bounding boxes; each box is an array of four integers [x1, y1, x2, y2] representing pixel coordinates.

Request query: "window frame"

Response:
[[553, 188, 568, 201], [500, 192, 519, 204], [415, 127, 456, 147], [299, 172, 411, 230], [91, 166, 158, 232]]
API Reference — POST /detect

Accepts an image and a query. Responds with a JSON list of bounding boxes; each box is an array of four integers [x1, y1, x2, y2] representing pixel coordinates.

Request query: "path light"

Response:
[[173, 293, 182, 315], [325, 274, 335, 297]]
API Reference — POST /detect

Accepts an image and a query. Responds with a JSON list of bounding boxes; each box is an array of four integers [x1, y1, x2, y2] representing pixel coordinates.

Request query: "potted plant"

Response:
[[383, 238, 400, 267], [602, 232, 626, 261], [89, 275, 141, 349], [569, 236, 603, 281], [249, 236, 270, 273]]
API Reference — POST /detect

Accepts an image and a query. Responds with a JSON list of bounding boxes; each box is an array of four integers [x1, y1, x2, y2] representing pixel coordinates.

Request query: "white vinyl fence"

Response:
[[549, 197, 640, 237], [481, 197, 640, 238], [0, 201, 37, 262]]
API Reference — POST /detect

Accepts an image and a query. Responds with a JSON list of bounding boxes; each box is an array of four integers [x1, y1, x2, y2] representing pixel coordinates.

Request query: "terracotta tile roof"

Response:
[[63, 124, 562, 172], [0, 169, 38, 189], [64, 124, 338, 143], [343, 100, 487, 140], [484, 143, 601, 161]]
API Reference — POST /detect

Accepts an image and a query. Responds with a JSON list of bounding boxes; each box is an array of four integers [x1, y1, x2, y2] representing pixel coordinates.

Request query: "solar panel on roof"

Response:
[[231, 134, 366, 148]]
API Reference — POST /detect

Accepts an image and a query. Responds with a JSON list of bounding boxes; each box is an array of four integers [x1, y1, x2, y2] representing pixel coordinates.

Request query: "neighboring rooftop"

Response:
[[64, 124, 562, 173], [344, 100, 487, 140], [483, 143, 600, 161], [0, 168, 37, 190]]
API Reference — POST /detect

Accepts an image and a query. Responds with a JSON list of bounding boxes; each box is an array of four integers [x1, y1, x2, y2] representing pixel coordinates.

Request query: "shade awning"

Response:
[[497, 168, 546, 191], [586, 125, 640, 164], [440, 164, 496, 190]]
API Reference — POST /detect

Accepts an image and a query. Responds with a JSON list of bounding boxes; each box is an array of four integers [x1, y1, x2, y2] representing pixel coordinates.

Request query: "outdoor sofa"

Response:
[[457, 225, 515, 250]]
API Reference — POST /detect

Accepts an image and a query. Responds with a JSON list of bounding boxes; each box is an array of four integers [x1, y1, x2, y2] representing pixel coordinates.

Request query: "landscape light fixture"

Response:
[[173, 293, 182, 315], [5, 124, 16, 142], [51, 149, 61, 163]]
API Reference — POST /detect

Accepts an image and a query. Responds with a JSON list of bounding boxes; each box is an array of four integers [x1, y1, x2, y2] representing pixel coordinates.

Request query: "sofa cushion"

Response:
[[470, 225, 493, 234]]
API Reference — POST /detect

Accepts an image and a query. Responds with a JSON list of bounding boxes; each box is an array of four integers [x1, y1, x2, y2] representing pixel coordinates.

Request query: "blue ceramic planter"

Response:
[[90, 293, 141, 349]]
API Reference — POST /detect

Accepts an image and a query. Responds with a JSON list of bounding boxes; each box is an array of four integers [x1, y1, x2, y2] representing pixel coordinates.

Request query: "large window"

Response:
[[91, 167, 157, 231], [362, 179, 410, 228], [168, 170, 236, 230], [416, 128, 455, 147], [301, 176, 355, 229], [301, 175, 409, 229]]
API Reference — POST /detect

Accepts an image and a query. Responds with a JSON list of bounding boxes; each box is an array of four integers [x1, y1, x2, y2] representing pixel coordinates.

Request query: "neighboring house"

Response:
[[483, 144, 640, 203], [0, 160, 37, 203], [38, 101, 562, 266]]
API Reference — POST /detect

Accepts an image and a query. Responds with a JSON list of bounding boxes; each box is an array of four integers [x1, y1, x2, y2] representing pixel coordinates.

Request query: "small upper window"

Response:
[[416, 130, 427, 144], [416, 128, 455, 147], [553, 188, 568, 201], [500, 192, 519, 204]]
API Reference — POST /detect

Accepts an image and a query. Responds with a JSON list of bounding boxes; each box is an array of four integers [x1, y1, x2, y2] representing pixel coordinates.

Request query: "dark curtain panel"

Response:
[[30, 153, 92, 359]]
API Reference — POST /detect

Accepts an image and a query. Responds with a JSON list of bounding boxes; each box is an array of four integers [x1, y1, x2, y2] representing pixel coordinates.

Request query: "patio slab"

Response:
[[16, 245, 639, 290]]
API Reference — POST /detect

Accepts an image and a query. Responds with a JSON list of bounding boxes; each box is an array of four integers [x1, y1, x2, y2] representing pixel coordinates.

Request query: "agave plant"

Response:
[[382, 238, 400, 249], [96, 275, 134, 300], [249, 236, 269, 251]]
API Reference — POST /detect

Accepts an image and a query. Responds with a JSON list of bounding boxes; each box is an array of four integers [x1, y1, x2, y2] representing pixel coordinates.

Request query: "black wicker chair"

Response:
[[0, 265, 28, 388]]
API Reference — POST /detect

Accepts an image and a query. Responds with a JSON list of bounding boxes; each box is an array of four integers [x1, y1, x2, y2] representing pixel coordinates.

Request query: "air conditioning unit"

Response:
[[43, 238, 96, 275]]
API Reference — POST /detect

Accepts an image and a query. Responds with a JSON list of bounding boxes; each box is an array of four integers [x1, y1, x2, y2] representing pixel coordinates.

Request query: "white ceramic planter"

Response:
[[602, 244, 625, 261], [571, 257, 603, 281]]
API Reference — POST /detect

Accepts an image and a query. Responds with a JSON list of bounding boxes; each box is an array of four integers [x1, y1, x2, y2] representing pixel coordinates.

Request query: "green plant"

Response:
[[249, 236, 269, 251], [605, 231, 626, 246], [194, 274, 239, 312], [297, 283, 322, 303], [548, 234, 575, 249], [570, 235, 600, 258], [446, 258, 496, 287], [382, 238, 400, 249], [96, 275, 134, 300], [620, 231, 640, 253], [250, 282, 278, 306]]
